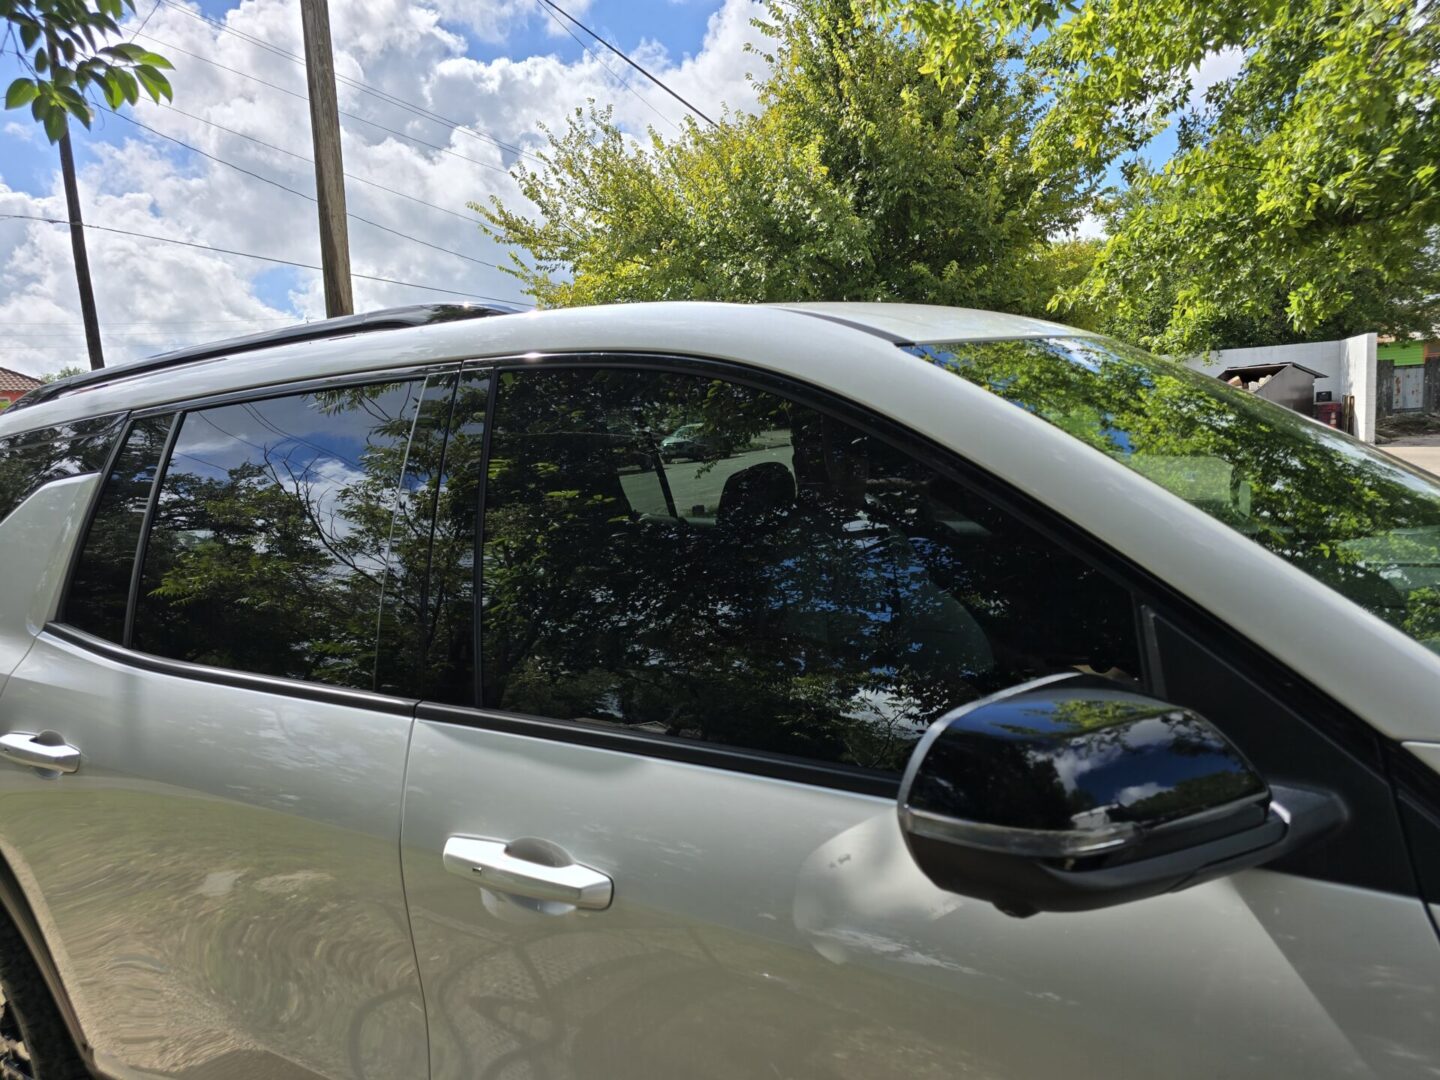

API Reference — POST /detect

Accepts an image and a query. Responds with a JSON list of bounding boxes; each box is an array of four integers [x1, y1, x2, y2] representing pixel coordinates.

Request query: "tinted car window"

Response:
[[412, 370, 489, 705], [65, 415, 175, 643], [0, 413, 124, 525], [480, 367, 1140, 774], [132, 380, 427, 691], [375, 372, 472, 698]]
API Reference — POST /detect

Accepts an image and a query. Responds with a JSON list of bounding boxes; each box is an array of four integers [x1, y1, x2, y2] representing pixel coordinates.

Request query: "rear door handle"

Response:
[[0, 732, 80, 774], [443, 836, 613, 911]]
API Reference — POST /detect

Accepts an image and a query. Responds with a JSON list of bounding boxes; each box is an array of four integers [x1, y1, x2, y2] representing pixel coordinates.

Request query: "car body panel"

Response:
[[4, 303, 1434, 751], [0, 301, 1436, 1080], [770, 301, 1096, 341], [401, 720, 1440, 1079], [0, 474, 98, 693], [0, 632, 429, 1079]]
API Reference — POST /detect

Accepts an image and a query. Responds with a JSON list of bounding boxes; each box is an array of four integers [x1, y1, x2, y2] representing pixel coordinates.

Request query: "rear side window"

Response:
[[0, 414, 124, 526], [65, 415, 175, 643], [479, 367, 1141, 775], [129, 380, 430, 691]]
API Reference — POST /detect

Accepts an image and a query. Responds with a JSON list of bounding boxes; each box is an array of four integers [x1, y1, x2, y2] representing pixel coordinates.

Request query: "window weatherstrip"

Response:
[[414, 701, 899, 798], [44, 622, 419, 716], [123, 413, 181, 650], [129, 362, 466, 422]]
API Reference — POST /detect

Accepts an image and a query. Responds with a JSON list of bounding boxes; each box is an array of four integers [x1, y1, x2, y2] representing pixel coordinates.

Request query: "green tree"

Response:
[[4, 0, 172, 141], [868, 0, 1440, 352], [41, 364, 86, 383], [478, 0, 1097, 315]]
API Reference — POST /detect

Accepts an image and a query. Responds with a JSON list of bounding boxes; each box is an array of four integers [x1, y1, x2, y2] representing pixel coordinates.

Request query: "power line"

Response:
[[531, 0, 682, 135], [535, 0, 716, 127], [107, 110, 508, 272], [135, 34, 514, 176], [0, 214, 530, 305], [152, 102, 484, 224], [151, 0, 542, 163]]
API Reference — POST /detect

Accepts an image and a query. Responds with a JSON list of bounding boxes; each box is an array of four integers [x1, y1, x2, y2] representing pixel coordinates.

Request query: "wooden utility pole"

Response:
[[299, 0, 354, 317], [57, 132, 105, 370]]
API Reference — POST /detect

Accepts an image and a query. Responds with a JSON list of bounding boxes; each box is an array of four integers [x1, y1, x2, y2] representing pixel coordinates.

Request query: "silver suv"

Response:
[[0, 301, 1437, 1080]]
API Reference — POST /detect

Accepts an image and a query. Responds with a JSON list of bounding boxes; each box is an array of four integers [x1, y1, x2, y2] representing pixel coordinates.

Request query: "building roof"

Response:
[[0, 367, 42, 393]]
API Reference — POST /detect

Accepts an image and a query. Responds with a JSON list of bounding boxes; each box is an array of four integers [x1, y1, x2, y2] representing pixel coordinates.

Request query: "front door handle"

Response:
[[0, 732, 80, 774], [443, 836, 613, 911]]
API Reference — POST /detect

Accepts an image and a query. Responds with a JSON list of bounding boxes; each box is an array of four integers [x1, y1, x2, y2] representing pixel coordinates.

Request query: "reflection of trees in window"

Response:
[[417, 372, 489, 705], [0, 413, 123, 525], [132, 382, 428, 691], [65, 415, 175, 643], [480, 368, 1140, 774], [915, 337, 1440, 651], [376, 374, 460, 698]]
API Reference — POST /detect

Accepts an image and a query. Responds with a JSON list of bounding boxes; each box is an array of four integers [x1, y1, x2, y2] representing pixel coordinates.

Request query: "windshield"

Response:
[[909, 336, 1440, 654]]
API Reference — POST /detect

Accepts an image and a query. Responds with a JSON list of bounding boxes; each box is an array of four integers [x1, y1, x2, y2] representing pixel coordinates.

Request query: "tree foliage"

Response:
[[871, 0, 1440, 351], [477, 0, 1097, 314], [3, 0, 172, 141]]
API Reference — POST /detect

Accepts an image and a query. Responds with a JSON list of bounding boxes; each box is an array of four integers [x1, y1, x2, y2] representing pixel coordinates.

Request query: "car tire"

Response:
[[0, 915, 88, 1080]]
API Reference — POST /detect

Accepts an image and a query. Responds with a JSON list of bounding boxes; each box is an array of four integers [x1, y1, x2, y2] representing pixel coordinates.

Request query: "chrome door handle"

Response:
[[0, 732, 80, 774], [443, 836, 613, 911]]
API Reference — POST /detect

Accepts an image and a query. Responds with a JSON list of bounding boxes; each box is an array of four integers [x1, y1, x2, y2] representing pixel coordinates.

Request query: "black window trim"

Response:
[[127, 361, 466, 422], [43, 622, 418, 716], [123, 413, 181, 650]]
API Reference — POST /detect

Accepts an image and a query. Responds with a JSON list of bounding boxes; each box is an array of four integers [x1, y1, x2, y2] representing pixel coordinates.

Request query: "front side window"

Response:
[[479, 366, 1140, 774], [131, 380, 429, 691], [912, 337, 1440, 653]]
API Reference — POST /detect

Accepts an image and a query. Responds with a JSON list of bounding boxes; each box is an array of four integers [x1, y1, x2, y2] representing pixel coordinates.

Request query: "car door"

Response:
[[0, 368, 458, 1079], [398, 357, 1440, 1080]]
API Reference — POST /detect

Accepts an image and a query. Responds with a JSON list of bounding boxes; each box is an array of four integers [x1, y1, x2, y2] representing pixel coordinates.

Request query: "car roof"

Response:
[[0, 301, 1091, 437]]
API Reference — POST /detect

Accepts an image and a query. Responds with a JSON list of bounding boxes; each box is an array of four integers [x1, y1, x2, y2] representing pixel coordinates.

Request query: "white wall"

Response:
[[1341, 332, 1378, 443], [1184, 334, 1377, 443]]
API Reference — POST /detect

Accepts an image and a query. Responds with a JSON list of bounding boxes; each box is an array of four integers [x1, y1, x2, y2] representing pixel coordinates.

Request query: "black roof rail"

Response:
[[10, 302, 516, 414]]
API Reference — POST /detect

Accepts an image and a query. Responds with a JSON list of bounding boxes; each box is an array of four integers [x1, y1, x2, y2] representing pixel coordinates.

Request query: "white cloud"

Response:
[[1048, 209, 1105, 243], [0, 0, 768, 378], [1188, 47, 1245, 111]]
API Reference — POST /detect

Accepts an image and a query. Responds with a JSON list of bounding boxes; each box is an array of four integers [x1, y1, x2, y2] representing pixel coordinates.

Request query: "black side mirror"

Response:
[[898, 674, 1343, 917]]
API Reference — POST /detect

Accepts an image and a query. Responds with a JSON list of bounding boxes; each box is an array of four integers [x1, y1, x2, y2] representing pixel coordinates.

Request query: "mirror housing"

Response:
[[898, 674, 1343, 916]]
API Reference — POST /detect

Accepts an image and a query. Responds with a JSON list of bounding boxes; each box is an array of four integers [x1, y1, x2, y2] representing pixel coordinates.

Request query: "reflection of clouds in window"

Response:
[[132, 381, 425, 690]]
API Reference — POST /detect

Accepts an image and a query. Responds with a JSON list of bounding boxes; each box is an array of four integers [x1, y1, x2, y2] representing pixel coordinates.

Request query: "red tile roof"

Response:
[[0, 367, 43, 393]]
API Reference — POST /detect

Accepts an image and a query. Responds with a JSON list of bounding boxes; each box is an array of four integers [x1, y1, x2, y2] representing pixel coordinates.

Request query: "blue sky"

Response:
[[1, 1, 728, 187], [1, 0, 767, 373]]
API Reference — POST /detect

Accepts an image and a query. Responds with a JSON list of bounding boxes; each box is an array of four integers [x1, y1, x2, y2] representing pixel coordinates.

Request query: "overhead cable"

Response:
[[0, 214, 531, 305]]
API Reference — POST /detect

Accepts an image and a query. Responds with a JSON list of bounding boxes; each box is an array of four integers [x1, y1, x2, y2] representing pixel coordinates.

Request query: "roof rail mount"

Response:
[[11, 302, 515, 413]]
